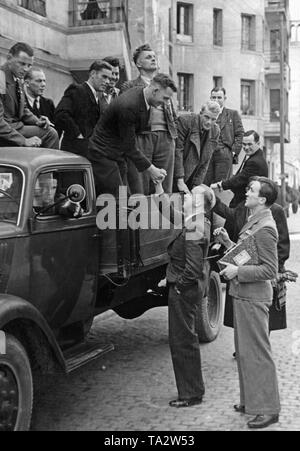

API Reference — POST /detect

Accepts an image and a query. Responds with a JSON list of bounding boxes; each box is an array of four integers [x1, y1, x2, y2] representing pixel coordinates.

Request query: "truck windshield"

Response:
[[0, 166, 23, 224]]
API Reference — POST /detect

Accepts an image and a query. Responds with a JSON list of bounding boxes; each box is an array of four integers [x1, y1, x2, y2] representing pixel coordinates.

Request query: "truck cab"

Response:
[[0, 148, 223, 431]]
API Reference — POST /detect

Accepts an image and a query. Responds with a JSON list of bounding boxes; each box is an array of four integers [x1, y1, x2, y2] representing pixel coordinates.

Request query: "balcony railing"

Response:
[[18, 0, 46, 17], [69, 1, 127, 27]]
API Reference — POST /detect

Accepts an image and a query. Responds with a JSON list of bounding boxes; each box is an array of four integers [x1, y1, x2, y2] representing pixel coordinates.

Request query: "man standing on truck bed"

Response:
[[88, 73, 177, 196], [0, 42, 59, 149]]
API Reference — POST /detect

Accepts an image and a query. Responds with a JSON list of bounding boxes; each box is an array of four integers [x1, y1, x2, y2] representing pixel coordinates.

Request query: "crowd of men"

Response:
[[0, 41, 291, 430]]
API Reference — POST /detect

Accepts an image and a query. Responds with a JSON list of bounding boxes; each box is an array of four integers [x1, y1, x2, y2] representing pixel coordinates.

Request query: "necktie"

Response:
[[238, 155, 249, 173], [15, 79, 22, 107], [33, 98, 40, 116]]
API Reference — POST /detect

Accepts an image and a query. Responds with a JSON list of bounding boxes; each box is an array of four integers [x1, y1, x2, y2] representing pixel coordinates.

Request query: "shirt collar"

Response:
[[86, 81, 98, 103], [140, 75, 152, 87]]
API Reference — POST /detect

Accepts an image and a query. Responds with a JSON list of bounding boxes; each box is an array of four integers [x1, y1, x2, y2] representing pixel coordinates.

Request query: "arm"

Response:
[[21, 104, 40, 126], [174, 115, 190, 181], [176, 238, 206, 291], [213, 197, 236, 222], [222, 159, 259, 191], [238, 227, 278, 283], [231, 110, 244, 157], [0, 97, 26, 146], [272, 205, 290, 270], [54, 87, 81, 140]]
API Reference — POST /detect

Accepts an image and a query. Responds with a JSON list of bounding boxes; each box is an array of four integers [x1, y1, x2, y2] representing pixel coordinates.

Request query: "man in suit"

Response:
[[88, 73, 177, 196], [121, 44, 177, 194], [215, 177, 281, 429], [99, 57, 120, 111], [0, 42, 59, 149], [174, 101, 221, 194], [54, 60, 112, 158], [205, 87, 244, 185], [24, 68, 55, 124]]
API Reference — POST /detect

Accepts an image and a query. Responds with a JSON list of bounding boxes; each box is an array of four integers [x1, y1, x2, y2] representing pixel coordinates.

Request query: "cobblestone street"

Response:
[[32, 214, 300, 432]]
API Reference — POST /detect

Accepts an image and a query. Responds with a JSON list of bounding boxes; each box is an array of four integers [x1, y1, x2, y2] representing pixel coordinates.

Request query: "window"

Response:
[[213, 76, 223, 89], [177, 3, 193, 43], [241, 14, 256, 51], [270, 29, 280, 61], [270, 89, 280, 121], [241, 80, 255, 116], [0, 166, 23, 224], [178, 73, 194, 112], [19, 0, 46, 17], [213, 9, 223, 46]]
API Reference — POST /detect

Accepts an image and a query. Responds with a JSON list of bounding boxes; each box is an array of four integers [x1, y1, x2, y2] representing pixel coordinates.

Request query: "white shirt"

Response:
[[143, 88, 150, 111], [25, 90, 40, 109]]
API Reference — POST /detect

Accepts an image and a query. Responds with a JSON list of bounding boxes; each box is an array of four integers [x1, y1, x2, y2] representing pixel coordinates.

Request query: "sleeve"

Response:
[[222, 159, 259, 191], [21, 104, 39, 126], [120, 81, 134, 94], [153, 192, 184, 228], [0, 97, 26, 146], [118, 109, 151, 172], [174, 115, 190, 180], [213, 197, 236, 222], [176, 238, 206, 290], [238, 227, 278, 283], [54, 86, 81, 140], [231, 110, 244, 156], [273, 206, 290, 270]]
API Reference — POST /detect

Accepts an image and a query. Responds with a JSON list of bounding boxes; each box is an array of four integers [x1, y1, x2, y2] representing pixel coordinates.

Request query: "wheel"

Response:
[[196, 271, 223, 343], [0, 334, 33, 431]]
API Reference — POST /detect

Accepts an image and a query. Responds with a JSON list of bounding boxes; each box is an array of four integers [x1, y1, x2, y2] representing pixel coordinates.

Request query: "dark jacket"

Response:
[[214, 199, 290, 272], [55, 82, 100, 141], [121, 76, 177, 140], [88, 87, 152, 172], [174, 113, 220, 188], [25, 94, 55, 124], [222, 148, 269, 208], [217, 107, 244, 157], [0, 63, 39, 146]]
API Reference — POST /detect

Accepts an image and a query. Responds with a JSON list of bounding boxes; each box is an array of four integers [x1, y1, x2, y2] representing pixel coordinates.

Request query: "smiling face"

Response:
[[7, 50, 34, 79], [108, 65, 120, 89], [242, 134, 260, 157], [200, 107, 219, 131]]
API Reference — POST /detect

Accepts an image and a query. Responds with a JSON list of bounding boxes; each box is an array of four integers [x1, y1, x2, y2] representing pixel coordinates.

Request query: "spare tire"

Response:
[[196, 271, 223, 343]]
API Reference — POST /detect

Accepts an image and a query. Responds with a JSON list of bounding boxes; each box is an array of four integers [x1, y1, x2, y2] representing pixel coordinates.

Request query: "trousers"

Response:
[[233, 297, 281, 415], [168, 284, 205, 399], [21, 125, 59, 149]]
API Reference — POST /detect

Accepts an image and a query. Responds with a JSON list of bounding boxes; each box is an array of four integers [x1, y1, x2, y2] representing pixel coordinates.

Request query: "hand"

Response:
[[213, 227, 232, 248], [147, 165, 167, 184], [211, 182, 223, 192], [177, 178, 190, 194], [155, 182, 164, 196], [25, 136, 42, 148], [36, 116, 50, 129], [220, 262, 238, 280]]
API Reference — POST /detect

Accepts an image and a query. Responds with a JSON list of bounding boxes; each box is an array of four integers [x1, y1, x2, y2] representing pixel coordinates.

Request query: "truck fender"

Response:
[[0, 294, 66, 371]]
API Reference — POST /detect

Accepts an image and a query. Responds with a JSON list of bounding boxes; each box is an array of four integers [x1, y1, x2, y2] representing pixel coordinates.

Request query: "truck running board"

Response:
[[64, 341, 114, 373]]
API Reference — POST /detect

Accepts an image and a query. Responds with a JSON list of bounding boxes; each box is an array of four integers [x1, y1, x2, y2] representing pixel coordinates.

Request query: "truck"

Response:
[[0, 148, 223, 431]]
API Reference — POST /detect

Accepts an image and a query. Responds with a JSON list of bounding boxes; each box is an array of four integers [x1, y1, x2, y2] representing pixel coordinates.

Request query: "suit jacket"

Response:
[[222, 148, 269, 208], [99, 87, 120, 114], [217, 107, 244, 156], [54, 82, 100, 141], [88, 87, 152, 172], [0, 63, 39, 146], [26, 94, 55, 123], [214, 199, 290, 272], [174, 113, 220, 187], [121, 76, 177, 139]]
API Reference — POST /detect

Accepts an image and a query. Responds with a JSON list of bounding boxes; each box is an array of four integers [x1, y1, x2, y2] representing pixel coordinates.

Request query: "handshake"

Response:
[[147, 165, 167, 185]]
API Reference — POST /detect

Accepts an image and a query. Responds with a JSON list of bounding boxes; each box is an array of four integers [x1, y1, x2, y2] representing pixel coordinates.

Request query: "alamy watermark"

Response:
[[96, 187, 206, 235], [0, 330, 6, 355]]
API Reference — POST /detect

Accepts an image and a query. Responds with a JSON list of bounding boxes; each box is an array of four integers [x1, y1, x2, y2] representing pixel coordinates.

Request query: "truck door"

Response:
[[29, 168, 98, 329]]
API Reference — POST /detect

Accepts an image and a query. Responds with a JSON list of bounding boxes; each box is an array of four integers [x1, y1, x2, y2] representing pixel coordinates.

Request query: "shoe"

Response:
[[234, 404, 245, 413], [169, 397, 203, 408], [247, 414, 279, 429]]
